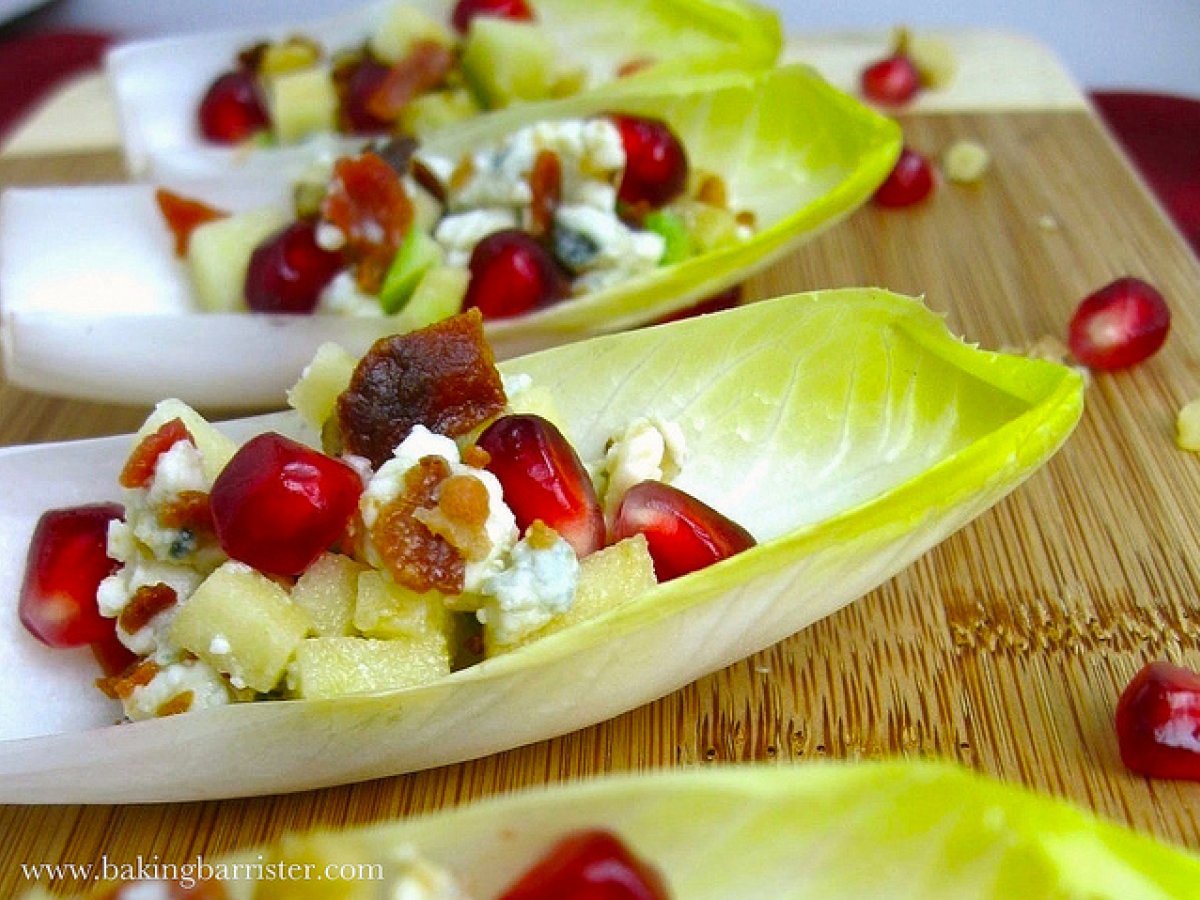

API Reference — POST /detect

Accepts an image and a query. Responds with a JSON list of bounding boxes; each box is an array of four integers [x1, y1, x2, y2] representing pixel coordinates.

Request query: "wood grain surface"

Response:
[[4, 108, 1200, 896]]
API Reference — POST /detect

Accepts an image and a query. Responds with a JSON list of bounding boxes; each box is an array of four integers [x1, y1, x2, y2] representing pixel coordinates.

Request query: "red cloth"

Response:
[[0, 30, 110, 141], [1093, 91, 1200, 259]]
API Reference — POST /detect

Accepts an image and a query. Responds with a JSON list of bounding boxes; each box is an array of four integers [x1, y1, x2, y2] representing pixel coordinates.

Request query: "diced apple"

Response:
[[399, 89, 481, 137], [671, 199, 741, 253], [265, 65, 337, 143], [354, 571, 448, 640], [461, 19, 555, 107], [485, 534, 656, 655], [291, 552, 363, 637], [171, 561, 311, 692], [394, 266, 469, 331], [259, 38, 322, 77], [379, 226, 444, 314], [369, 4, 455, 64], [188, 206, 289, 313], [259, 832, 374, 900], [287, 342, 357, 431], [136, 398, 238, 483], [291, 636, 451, 699]]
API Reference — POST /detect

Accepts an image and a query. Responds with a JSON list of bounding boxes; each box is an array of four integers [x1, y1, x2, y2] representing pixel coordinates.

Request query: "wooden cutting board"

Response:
[[4, 39, 1200, 898]]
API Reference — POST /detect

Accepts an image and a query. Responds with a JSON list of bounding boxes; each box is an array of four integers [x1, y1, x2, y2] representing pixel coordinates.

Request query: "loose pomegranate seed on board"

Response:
[[477, 414, 605, 557], [210, 433, 363, 576], [451, 0, 534, 33], [463, 229, 569, 319], [1067, 276, 1170, 370], [244, 221, 344, 314], [612, 115, 689, 209], [873, 147, 936, 208], [499, 830, 670, 900], [613, 481, 755, 582], [197, 70, 270, 143], [861, 54, 921, 106], [20, 504, 123, 648], [1116, 661, 1200, 780]]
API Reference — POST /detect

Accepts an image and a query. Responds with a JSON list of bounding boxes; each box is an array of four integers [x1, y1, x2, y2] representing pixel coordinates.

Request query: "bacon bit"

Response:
[[528, 149, 563, 239], [96, 659, 160, 700], [119, 418, 194, 489], [695, 173, 728, 208], [411, 157, 447, 203], [525, 519, 559, 550], [155, 188, 229, 258], [371, 457, 465, 593], [321, 152, 413, 294], [118, 583, 178, 635], [364, 40, 456, 123], [156, 691, 194, 717], [159, 490, 214, 534], [462, 444, 491, 468], [735, 209, 756, 228], [450, 155, 476, 193], [415, 472, 493, 561], [616, 57, 656, 78], [236, 41, 270, 72]]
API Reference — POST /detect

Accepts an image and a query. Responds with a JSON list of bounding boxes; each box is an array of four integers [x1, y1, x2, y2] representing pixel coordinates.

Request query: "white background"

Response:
[[19, 0, 1200, 97]]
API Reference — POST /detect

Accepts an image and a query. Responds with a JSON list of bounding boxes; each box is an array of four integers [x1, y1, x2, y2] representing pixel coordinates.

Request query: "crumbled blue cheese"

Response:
[[122, 658, 233, 722], [600, 417, 689, 519], [477, 530, 579, 646], [435, 209, 518, 268], [554, 204, 664, 287], [361, 426, 518, 591], [97, 547, 203, 659], [318, 271, 384, 317]]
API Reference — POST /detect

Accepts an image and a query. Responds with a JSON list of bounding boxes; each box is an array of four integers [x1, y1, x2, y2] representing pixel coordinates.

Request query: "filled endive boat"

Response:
[[0, 66, 900, 407], [106, 0, 782, 179], [0, 291, 1083, 802], [39, 764, 1200, 899]]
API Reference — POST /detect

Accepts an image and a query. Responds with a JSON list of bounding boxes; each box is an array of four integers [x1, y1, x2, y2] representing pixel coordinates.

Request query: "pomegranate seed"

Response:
[[20, 504, 123, 648], [451, 0, 534, 34], [1067, 276, 1170, 370], [499, 830, 669, 900], [210, 433, 363, 576], [338, 58, 393, 134], [197, 70, 270, 144], [244, 221, 344, 314], [120, 418, 193, 489], [91, 629, 139, 677], [873, 146, 936, 208], [1116, 661, 1200, 780], [464, 229, 568, 320], [476, 414, 605, 557], [653, 285, 742, 325], [613, 481, 754, 582], [612, 115, 688, 209], [861, 54, 921, 106]]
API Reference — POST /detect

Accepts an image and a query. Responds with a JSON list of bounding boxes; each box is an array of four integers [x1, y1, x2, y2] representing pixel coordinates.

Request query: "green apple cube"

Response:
[[291, 636, 451, 699], [486, 534, 656, 655], [135, 398, 238, 483], [461, 19, 556, 107], [644, 210, 693, 265], [399, 89, 482, 137], [395, 266, 469, 330], [354, 571, 450, 641], [187, 206, 288, 313], [379, 226, 444, 314], [171, 561, 311, 692], [266, 65, 338, 144], [369, 4, 454, 63], [672, 199, 741, 253], [291, 553, 363, 637], [287, 342, 357, 431]]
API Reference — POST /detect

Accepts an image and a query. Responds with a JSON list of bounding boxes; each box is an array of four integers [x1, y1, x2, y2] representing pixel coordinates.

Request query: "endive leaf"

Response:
[[184, 764, 1197, 899], [0, 66, 900, 408], [106, 0, 782, 178], [0, 290, 1083, 802]]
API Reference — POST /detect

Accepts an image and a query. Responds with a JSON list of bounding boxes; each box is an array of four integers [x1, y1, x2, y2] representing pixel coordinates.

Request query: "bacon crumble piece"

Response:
[[411, 157, 448, 203], [695, 172, 728, 208], [159, 490, 215, 533], [321, 152, 414, 294], [616, 57, 656, 78], [155, 189, 229, 258], [156, 691, 195, 717], [372, 456, 466, 593], [119, 418, 194, 489], [96, 659, 160, 700], [414, 472, 493, 562], [462, 444, 492, 468], [337, 310, 507, 468], [365, 41, 457, 123], [118, 583, 179, 635], [529, 149, 563, 238]]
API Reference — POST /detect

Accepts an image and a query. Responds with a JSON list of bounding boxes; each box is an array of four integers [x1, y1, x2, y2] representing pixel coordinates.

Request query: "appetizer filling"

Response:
[[161, 112, 754, 322], [20, 312, 755, 721], [193, 0, 657, 147]]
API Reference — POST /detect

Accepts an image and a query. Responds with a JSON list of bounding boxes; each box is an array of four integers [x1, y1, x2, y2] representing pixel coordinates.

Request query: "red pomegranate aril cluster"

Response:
[[477, 414, 605, 557], [451, 0, 534, 33], [244, 221, 344, 314], [197, 70, 270, 144], [613, 114, 689, 209], [861, 54, 921, 106], [499, 829, 670, 900], [1116, 661, 1200, 780], [20, 504, 124, 649], [1067, 276, 1170, 370], [873, 146, 935, 208], [464, 229, 569, 320], [613, 480, 755, 582], [210, 433, 363, 577]]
